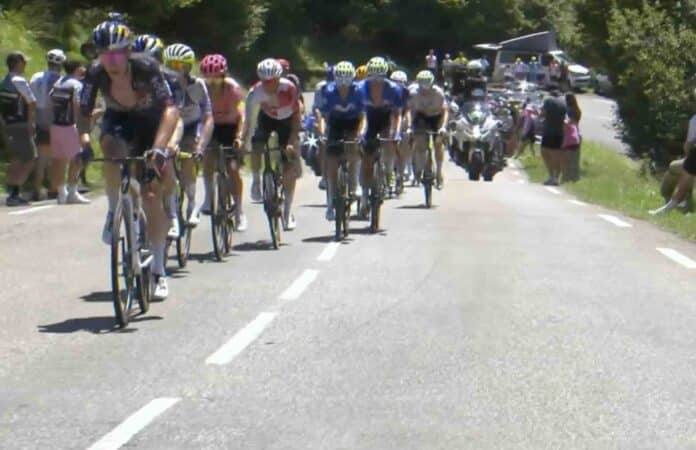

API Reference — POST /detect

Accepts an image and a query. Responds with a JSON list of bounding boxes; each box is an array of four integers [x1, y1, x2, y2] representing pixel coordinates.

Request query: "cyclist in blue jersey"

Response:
[[318, 61, 367, 221], [389, 70, 412, 192], [358, 57, 403, 216]]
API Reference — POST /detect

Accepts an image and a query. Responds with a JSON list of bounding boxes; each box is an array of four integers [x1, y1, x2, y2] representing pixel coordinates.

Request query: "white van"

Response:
[[475, 31, 591, 90]]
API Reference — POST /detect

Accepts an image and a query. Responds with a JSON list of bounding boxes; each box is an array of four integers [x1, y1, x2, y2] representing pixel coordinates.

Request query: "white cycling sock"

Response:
[[152, 241, 166, 277], [185, 183, 196, 204]]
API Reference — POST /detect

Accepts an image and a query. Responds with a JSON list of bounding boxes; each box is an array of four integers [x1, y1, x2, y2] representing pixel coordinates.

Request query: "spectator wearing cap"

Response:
[[0, 51, 37, 206], [29, 49, 66, 200]]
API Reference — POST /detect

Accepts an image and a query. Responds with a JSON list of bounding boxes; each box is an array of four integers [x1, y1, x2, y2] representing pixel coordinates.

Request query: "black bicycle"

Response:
[[262, 143, 285, 249], [167, 151, 196, 269], [94, 156, 153, 328], [330, 138, 360, 241], [414, 130, 439, 208], [362, 136, 396, 234], [210, 144, 240, 261]]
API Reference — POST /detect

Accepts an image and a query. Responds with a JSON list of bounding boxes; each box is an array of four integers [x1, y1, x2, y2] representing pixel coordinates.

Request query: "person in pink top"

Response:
[[199, 54, 248, 230], [242, 58, 302, 230]]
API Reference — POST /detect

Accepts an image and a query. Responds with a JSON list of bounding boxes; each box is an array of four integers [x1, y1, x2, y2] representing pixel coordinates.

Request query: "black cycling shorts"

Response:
[[101, 110, 159, 156], [327, 117, 361, 156], [364, 109, 391, 154], [413, 113, 442, 133], [210, 122, 243, 165], [685, 149, 696, 176], [252, 112, 292, 148]]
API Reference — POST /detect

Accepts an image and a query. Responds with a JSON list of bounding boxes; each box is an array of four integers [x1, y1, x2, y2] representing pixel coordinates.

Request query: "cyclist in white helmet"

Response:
[[242, 58, 302, 230], [406, 70, 448, 188]]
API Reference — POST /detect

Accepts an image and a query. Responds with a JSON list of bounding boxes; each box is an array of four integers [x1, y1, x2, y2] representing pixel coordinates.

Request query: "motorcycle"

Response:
[[449, 101, 505, 181]]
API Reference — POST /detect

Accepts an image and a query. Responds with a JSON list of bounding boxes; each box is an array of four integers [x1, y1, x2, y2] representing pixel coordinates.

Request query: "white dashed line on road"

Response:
[[545, 186, 562, 195], [205, 312, 278, 365], [8, 205, 56, 215], [657, 248, 696, 269], [598, 214, 632, 228], [87, 397, 180, 450], [317, 242, 340, 262], [278, 269, 319, 302], [569, 200, 588, 206], [518, 180, 527, 184]]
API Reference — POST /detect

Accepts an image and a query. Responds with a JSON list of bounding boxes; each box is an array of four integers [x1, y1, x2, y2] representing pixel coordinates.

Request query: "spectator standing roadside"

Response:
[[562, 93, 582, 182], [442, 53, 452, 85], [513, 57, 529, 81], [0, 51, 37, 206], [426, 49, 438, 78], [29, 49, 65, 200], [48, 60, 90, 204], [528, 56, 540, 83], [540, 90, 567, 186]]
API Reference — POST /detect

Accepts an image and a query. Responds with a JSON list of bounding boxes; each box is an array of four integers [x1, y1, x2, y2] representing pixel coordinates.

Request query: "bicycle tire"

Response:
[[210, 174, 226, 261], [110, 204, 133, 328], [423, 162, 434, 209], [263, 170, 281, 249], [175, 185, 188, 269], [135, 210, 151, 313], [220, 175, 234, 254], [335, 166, 348, 241], [370, 160, 383, 234]]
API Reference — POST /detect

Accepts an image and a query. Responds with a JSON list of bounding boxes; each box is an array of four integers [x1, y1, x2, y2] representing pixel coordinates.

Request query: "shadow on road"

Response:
[[38, 315, 163, 334], [81, 291, 112, 302], [301, 204, 326, 208], [233, 240, 287, 252], [397, 204, 438, 210]]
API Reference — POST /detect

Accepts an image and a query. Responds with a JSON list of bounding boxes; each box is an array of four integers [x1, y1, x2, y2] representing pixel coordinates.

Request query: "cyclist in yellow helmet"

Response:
[[356, 65, 368, 81]]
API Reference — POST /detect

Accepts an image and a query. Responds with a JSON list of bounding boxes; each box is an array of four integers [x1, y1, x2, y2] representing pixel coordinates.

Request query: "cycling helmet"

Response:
[[257, 58, 283, 81], [416, 70, 435, 88], [277, 58, 290, 72], [47, 49, 67, 65], [133, 34, 164, 61], [333, 61, 356, 86], [390, 70, 408, 85], [92, 21, 132, 52], [164, 43, 195, 66], [200, 54, 228, 77], [467, 60, 483, 77], [366, 57, 389, 77]]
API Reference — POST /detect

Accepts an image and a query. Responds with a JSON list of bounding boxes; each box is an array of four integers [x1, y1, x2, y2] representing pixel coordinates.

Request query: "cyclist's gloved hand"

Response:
[[285, 144, 299, 159], [438, 127, 448, 137], [405, 127, 413, 137], [233, 138, 243, 150]]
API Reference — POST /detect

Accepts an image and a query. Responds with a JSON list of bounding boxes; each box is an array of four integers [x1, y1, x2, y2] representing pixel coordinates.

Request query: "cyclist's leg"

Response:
[[100, 113, 131, 243], [324, 120, 343, 219], [250, 112, 270, 201], [397, 134, 413, 182], [278, 119, 301, 227], [430, 115, 445, 184], [179, 128, 199, 222], [382, 136, 397, 189], [411, 114, 428, 181]]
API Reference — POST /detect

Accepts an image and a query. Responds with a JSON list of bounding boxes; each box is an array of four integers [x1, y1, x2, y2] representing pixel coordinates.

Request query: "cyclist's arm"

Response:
[[150, 73, 180, 150], [390, 108, 402, 137], [241, 88, 260, 145], [197, 83, 214, 153], [236, 100, 245, 142], [439, 102, 449, 129]]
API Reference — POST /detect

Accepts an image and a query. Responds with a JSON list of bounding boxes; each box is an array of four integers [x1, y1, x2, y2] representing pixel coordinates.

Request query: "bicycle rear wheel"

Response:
[[221, 177, 235, 254], [263, 170, 281, 249], [423, 161, 434, 209], [110, 204, 134, 328]]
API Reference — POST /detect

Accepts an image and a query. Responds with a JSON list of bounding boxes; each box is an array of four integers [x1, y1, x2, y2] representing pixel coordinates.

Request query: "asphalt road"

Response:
[[0, 95, 695, 449], [575, 93, 626, 153]]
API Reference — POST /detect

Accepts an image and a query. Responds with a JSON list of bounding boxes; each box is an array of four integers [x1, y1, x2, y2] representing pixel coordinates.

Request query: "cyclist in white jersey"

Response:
[[406, 70, 448, 188]]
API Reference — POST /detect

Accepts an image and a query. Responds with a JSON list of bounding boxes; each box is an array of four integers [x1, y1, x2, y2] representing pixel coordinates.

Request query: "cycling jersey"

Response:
[[0, 73, 35, 124], [50, 75, 82, 126], [359, 78, 403, 112], [312, 80, 328, 112], [319, 82, 366, 121], [245, 77, 299, 121], [408, 84, 446, 117], [179, 74, 212, 126], [80, 54, 174, 119], [210, 78, 244, 125], [161, 66, 185, 109]]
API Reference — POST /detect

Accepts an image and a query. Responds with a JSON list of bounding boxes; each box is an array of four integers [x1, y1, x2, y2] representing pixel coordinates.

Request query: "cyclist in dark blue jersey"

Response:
[[318, 61, 366, 221]]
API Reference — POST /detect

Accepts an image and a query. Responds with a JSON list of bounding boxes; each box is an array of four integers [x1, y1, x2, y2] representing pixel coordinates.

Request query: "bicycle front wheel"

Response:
[[370, 161, 384, 234], [110, 204, 134, 328], [263, 171, 281, 249], [175, 185, 189, 268], [211, 174, 226, 261]]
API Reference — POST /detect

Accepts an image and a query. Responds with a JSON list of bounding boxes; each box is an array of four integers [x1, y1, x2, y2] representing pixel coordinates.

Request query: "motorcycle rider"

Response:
[[462, 60, 487, 102]]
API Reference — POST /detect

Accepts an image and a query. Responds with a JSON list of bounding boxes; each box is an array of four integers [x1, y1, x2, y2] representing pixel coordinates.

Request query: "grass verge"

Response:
[[520, 141, 696, 241]]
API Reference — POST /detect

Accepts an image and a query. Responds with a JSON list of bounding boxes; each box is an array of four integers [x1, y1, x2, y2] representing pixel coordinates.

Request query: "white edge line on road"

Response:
[[598, 214, 632, 228], [591, 97, 616, 106], [317, 242, 340, 262], [8, 205, 56, 215], [657, 248, 696, 269], [87, 397, 180, 450], [545, 186, 562, 195], [569, 199, 588, 206], [518, 179, 527, 184], [278, 269, 319, 301], [205, 312, 278, 365], [596, 115, 615, 122]]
